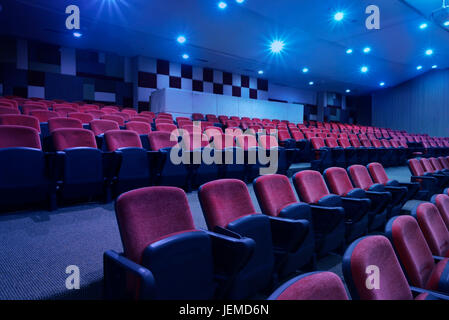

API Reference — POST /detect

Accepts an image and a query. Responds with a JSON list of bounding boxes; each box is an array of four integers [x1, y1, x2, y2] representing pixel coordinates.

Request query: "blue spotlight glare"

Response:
[[73, 32, 82, 38], [361, 66, 368, 73], [270, 40, 285, 54], [346, 48, 353, 54], [302, 67, 309, 73], [258, 70, 264, 75], [236, 0, 245, 3], [432, 65, 438, 69], [425, 49, 433, 56], [334, 11, 345, 21], [444, 21, 449, 26], [182, 54, 189, 60], [308, 81, 314, 86], [419, 23, 428, 29], [218, 1, 227, 9], [346, 89, 351, 93], [379, 82, 385, 87], [177, 35, 186, 44], [363, 47, 371, 53], [416, 65, 423, 70]]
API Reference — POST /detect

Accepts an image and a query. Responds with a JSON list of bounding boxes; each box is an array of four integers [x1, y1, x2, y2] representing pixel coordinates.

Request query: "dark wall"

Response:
[[346, 95, 372, 126]]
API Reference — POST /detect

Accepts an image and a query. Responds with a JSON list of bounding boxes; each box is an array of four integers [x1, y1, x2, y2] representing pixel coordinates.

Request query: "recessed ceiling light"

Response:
[[432, 65, 438, 69], [346, 89, 351, 93], [346, 48, 353, 54], [419, 23, 428, 29], [218, 1, 228, 9], [425, 49, 434, 56], [361, 66, 369, 73], [236, 0, 245, 3], [270, 40, 285, 54], [177, 35, 186, 44], [309, 81, 314, 86], [379, 82, 385, 87], [416, 65, 423, 70], [363, 47, 371, 53], [258, 70, 264, 75], [302, 67, 309, 73], [73, 32, 82, 38], [182, 54, 189, 60], [444, 21, 449, 26], [334, 11, 345, 21]]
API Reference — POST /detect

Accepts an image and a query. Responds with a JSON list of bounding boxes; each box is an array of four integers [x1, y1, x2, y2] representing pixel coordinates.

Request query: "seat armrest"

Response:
[[309, 205, 345, 234], [278, 202, 312, 221], [103, 250, 155, 300], [268, 216, 310, 253], [341, 197, 371, 221], [410, 286, 449, 300]]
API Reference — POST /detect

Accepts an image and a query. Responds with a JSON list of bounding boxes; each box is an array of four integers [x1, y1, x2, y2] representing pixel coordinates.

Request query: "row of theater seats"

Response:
[[408, 157, 449, 197], [104, 172, 449, 300]]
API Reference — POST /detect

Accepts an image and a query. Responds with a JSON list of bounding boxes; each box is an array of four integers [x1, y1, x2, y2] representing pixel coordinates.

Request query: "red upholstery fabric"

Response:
[[276, 272, 348, 300], [254, 174, 298, 217], [225, 128, 243, 137], [30, 110, 59, 123], [52, 128, 97, 151], [294, 170, 330, 204], [338, 138, 351, 148], [199, 179, 257, 229], [420, 158, 436, 173], [409, 159, 425, 176], [434, 194, 449, 230], [259, 135, 278, 149], [367, 162, 389, 185], [86, 111, 106, 119], [68, 112, 94, 124], [0, 125, 41, 149], [348, 165, 374, 190], [390, 216, 435, 289], [156, 123, 178, 134], [416, 203, 449, 257], [0, 107, 20, 115], [291, 131, 305, 141], [311, 137, 325, 149], [101, 115, 125, 126], [112, 112, 130, 121], [236, 135, 258, 150], [426, 259, 449, 292], [430, 158, 444, 171], [371, 139, 382, 148], [324, 167, 354, 196], [148, 131, 178, 150], [90, 119, 120, 136], [325, 138, 339, 148], [48, 117, 83, 132], [125, 121, 152, 135], [187, 133, 209, 150], [439, 157, 449, 169], [121, 109, 138, 116], [381, 140, 392, 148], [278, 130, 291, 141], [129, 116, 152, 124], [155, 118, 173, 125], [105, 130, 142, 151], [0, 115, 40, 132], [349, 236, 413, 300], [204, 127, 223, 139], [22, 104, 47, 114], [360, 139, 372, 147], [212, 134, 236, 150]]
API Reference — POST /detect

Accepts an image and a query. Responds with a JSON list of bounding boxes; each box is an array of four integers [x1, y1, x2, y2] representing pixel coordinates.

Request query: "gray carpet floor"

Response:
[[0, 165, 413, 300]]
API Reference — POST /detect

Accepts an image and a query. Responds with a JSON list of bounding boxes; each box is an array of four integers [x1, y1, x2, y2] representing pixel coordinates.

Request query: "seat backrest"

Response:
[[293, 170, 330, 204], [348, 165, 374, 190], [408, 159, 425, 176], [415, 202, 449, 257], [432, 194, 449, 230], [90, 119, 120, 136], [115, 186, 196, 264], [52, 128, 97, 151], [0, 106, 20, 115], [30, 110, 59, 123], [212, 134, 236, 150], [367, 162, 389, 185], [325, 137, 339, 148], [381, 140, 392, 148], [386, 215, 435, 289], [291, 131, 304, 141], [68, 112, 94, 124], [343, 235, 413, 300], [360, 139, 372, 147], [105, 130, 143, 152], [429, 158, 444, 171], [156, 123, 178, 133], [269, 272, 348, 300], [278, 130, 291, 141], [350, 138, 362, 148], [311, 137, 326, 150], [259, 135, 279, 149], [125, 121, 152, 135], [129, 116, 152, 124], [371, 139, 382, 148], [148, 131, 178, 150], [48, 117, 83, 132], [121, 108, 138, 116], [101, 115, 125, 126], [338, 138, 351, 148], [324, 167, 355, 196], [0, 115, 40, 132], [204, 127, 223, 139], [420, 158, 435, 173], [198, 179, 257, 230], [253, 174, 298, 217], [192, 113, 204, 121], [236, 134, 258, 150], [155, 118, 173, 125], [0, 125, 41, 149]]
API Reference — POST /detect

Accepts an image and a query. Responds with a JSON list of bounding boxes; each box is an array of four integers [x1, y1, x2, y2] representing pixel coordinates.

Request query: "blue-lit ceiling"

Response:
[[1, 0, 448, 94]]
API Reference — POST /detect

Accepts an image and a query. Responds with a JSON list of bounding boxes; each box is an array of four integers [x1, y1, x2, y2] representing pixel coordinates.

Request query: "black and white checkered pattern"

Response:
[[137, 58, 269, 108]]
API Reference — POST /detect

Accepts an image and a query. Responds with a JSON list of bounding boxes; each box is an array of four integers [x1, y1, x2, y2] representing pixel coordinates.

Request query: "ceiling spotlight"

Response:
[[236, 0, 245, 3], [361, 66, 369, 73], [270, 40, 285, 54], [363, 47, 371, 53], [308, 81, 314, 86], [334, 11, 345, 21], [379, 82, 385, 87], [73, 32, 82, 38], [258, 70, 264, 75], [432, 65, 438, 69], [444, 21, 449, 26], [177, 35, 186, 44], [416, 65, 423, 70], [346, 48, 353, 54], [346, 89, 351, 93], [218, 1, 228, 9], [182, 54, 190, 60], [302, 67, 309, 73], [425, 49, 434, 56], [419, 23, 428, 29]]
